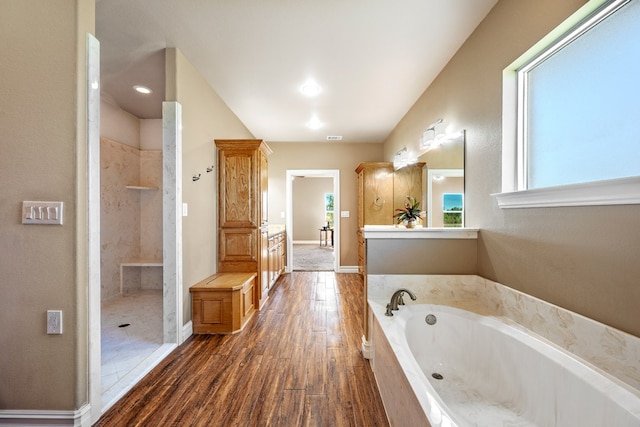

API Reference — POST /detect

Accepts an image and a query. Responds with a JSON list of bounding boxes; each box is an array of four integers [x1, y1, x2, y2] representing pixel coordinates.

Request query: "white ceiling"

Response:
[[96, 0, 497, 143]]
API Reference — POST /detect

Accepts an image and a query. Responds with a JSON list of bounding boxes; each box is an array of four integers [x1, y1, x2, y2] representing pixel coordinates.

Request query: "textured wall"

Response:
[[267, 142, 385, 267], [292, 177, 333, 241], [0, 0, 94, 411], [384, 0, 640, 338]]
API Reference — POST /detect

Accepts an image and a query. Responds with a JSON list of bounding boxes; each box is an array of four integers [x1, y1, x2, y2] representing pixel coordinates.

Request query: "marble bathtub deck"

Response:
[[101, 290, 163, 409], [368, 274, 640, 395]]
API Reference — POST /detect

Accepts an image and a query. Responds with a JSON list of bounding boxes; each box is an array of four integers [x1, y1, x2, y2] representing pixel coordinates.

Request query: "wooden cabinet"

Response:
[[355, 162, 424, 274], [355, 162, 394, 274], [356, 162, 395, 228], [216, 139, 272, 309], [267, 231, 286, 288]]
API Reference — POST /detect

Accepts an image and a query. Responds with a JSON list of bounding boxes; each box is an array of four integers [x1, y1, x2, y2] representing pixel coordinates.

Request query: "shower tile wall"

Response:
[[101, 138, 163, 300], [139, 150, 163, 290]]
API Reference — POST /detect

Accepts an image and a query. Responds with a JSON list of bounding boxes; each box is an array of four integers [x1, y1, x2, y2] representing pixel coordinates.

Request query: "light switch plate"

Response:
[[22, 201, 64, 225], [340, 211, 350, 218]]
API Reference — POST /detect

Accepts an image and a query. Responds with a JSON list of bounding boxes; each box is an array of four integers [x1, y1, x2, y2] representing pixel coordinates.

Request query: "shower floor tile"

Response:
[[101, 290, 162, 399]]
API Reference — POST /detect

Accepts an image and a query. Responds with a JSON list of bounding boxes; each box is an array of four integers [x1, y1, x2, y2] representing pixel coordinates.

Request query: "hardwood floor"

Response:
[[95, 272, 390, 426]]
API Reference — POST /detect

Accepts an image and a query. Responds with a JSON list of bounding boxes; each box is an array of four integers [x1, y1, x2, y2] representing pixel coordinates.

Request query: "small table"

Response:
[[319, 228, 334, 247]]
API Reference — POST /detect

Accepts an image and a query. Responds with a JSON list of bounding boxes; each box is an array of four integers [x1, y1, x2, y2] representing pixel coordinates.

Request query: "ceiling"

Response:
[[96, 0, 498, 143]]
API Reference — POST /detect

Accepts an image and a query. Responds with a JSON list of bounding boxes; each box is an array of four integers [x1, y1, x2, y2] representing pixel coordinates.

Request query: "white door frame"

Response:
[[285, 169, 340, 272]]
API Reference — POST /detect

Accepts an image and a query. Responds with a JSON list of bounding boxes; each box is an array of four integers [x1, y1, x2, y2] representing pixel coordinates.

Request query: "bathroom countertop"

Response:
[[362, 225, 478, 239], [267, 224, 286, 236]]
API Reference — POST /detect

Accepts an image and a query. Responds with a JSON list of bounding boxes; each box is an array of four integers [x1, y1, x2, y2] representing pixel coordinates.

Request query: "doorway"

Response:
[[285, 169, 340, 272], [87, 94, 183, 421]]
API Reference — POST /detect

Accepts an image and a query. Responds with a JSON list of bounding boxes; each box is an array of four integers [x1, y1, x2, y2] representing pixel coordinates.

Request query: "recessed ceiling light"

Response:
[[306, 116, 323, 130], [326, 136, 342, 141], [133, 85, 152, 94], [300, 80, 321, 97]]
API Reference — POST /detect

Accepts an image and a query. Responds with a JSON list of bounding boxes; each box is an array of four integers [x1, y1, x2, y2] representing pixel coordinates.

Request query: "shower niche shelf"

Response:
[[120, 259, 163, 295], [126, 185, 158, 191]]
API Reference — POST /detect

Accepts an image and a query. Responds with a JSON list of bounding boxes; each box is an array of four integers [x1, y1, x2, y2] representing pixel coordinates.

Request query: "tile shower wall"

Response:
[[101, 138, 163, 300]]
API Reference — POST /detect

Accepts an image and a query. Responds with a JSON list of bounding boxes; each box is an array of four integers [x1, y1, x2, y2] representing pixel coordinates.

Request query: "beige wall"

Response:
[[292, 177, 333, 241], [384, 0, 640, 338], [367, 239, 477, 275], [268, 142, 384, 267], [0, 0, 94, 411], [165, 48, 255, 324]]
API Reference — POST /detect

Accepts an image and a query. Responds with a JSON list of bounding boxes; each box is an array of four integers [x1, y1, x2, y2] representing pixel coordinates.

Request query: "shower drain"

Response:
[[432, 373, 444, 380], [118, 323, 131, 328]]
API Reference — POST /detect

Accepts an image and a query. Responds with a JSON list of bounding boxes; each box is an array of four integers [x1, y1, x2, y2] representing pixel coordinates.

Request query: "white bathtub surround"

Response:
[[368, 275, 640, 426], [370, 302, 640, 427]]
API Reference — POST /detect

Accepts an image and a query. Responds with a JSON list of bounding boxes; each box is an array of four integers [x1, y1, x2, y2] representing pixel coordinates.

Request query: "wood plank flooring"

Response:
[[95, 272, 390, 427]]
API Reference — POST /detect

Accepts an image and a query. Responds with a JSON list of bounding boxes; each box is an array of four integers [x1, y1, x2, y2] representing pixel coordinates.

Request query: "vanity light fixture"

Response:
[[393, 146, 418, 170], [419, 118, 443, 150], [133, 85, 152, 94], [420, 119, 463, 151]]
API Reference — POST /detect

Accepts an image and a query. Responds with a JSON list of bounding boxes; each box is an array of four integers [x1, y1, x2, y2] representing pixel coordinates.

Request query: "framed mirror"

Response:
[[419, 130, 465, 227]]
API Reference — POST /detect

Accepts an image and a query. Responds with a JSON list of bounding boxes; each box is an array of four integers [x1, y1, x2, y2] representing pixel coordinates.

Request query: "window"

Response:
[[498, 0, 640, 208], [324, 193, 334, 228], [443, 193, 464, 228]]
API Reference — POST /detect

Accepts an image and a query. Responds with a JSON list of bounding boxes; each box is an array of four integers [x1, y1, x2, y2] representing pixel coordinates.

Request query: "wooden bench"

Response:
[[190, 272, 256, 334]]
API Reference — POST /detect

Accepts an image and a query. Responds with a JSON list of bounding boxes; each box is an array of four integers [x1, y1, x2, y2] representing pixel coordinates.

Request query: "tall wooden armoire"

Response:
[[215, 139, 272, 309]]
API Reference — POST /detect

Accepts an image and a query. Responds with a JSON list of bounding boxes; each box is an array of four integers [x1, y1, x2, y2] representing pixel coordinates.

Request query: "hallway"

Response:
[[95, 272, 389, 426]]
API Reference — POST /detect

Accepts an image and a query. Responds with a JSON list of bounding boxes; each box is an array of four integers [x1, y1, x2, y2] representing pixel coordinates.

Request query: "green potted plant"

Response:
[[394, 196, 423, 228]]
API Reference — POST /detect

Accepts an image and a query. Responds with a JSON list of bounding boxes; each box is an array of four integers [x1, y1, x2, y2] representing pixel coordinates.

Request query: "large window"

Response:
[[498, 0, 640, 208]]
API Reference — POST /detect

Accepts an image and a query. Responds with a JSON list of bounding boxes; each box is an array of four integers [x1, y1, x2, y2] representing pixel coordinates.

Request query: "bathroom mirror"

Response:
[[418, 130, 465, 227]]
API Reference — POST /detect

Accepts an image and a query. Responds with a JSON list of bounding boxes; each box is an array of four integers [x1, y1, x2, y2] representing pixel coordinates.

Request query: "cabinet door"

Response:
[[261, 231, 269, 295], [362, 164, 394, 225], [260, 151, 268, 226], [394, 163, 424, 213], [219, 228, 257, 265], [219, 149, 257, 228]]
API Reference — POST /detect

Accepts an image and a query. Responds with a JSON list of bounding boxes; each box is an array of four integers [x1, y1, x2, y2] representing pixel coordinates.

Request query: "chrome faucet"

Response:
[[385, 288, 417, 316]]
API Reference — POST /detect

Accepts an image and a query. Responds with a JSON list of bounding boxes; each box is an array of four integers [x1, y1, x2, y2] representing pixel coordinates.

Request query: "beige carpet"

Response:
[[292, 244, 335, 271]]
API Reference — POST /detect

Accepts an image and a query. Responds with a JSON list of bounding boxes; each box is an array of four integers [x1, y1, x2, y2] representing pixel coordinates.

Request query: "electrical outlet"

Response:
[[47, 310, 63, 334]]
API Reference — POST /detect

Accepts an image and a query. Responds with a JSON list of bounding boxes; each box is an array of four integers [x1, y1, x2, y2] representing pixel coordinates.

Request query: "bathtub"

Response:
[[370, 302, 640, 427]]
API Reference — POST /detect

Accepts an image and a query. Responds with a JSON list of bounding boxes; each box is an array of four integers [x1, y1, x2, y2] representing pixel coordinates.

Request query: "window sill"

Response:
[[494, 176, 640, 209]]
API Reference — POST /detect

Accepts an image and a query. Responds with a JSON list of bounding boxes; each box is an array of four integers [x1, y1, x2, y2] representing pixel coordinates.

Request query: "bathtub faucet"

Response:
[[385, 288, 417, 316]]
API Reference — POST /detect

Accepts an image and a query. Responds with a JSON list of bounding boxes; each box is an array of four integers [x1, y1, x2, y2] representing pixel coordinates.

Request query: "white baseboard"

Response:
[[0, 403, 91, 426], [361, 335, 373, 359], [182, 320, 193, 343], [292, 240, 322, 245], [338, 265, 359, 273]]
